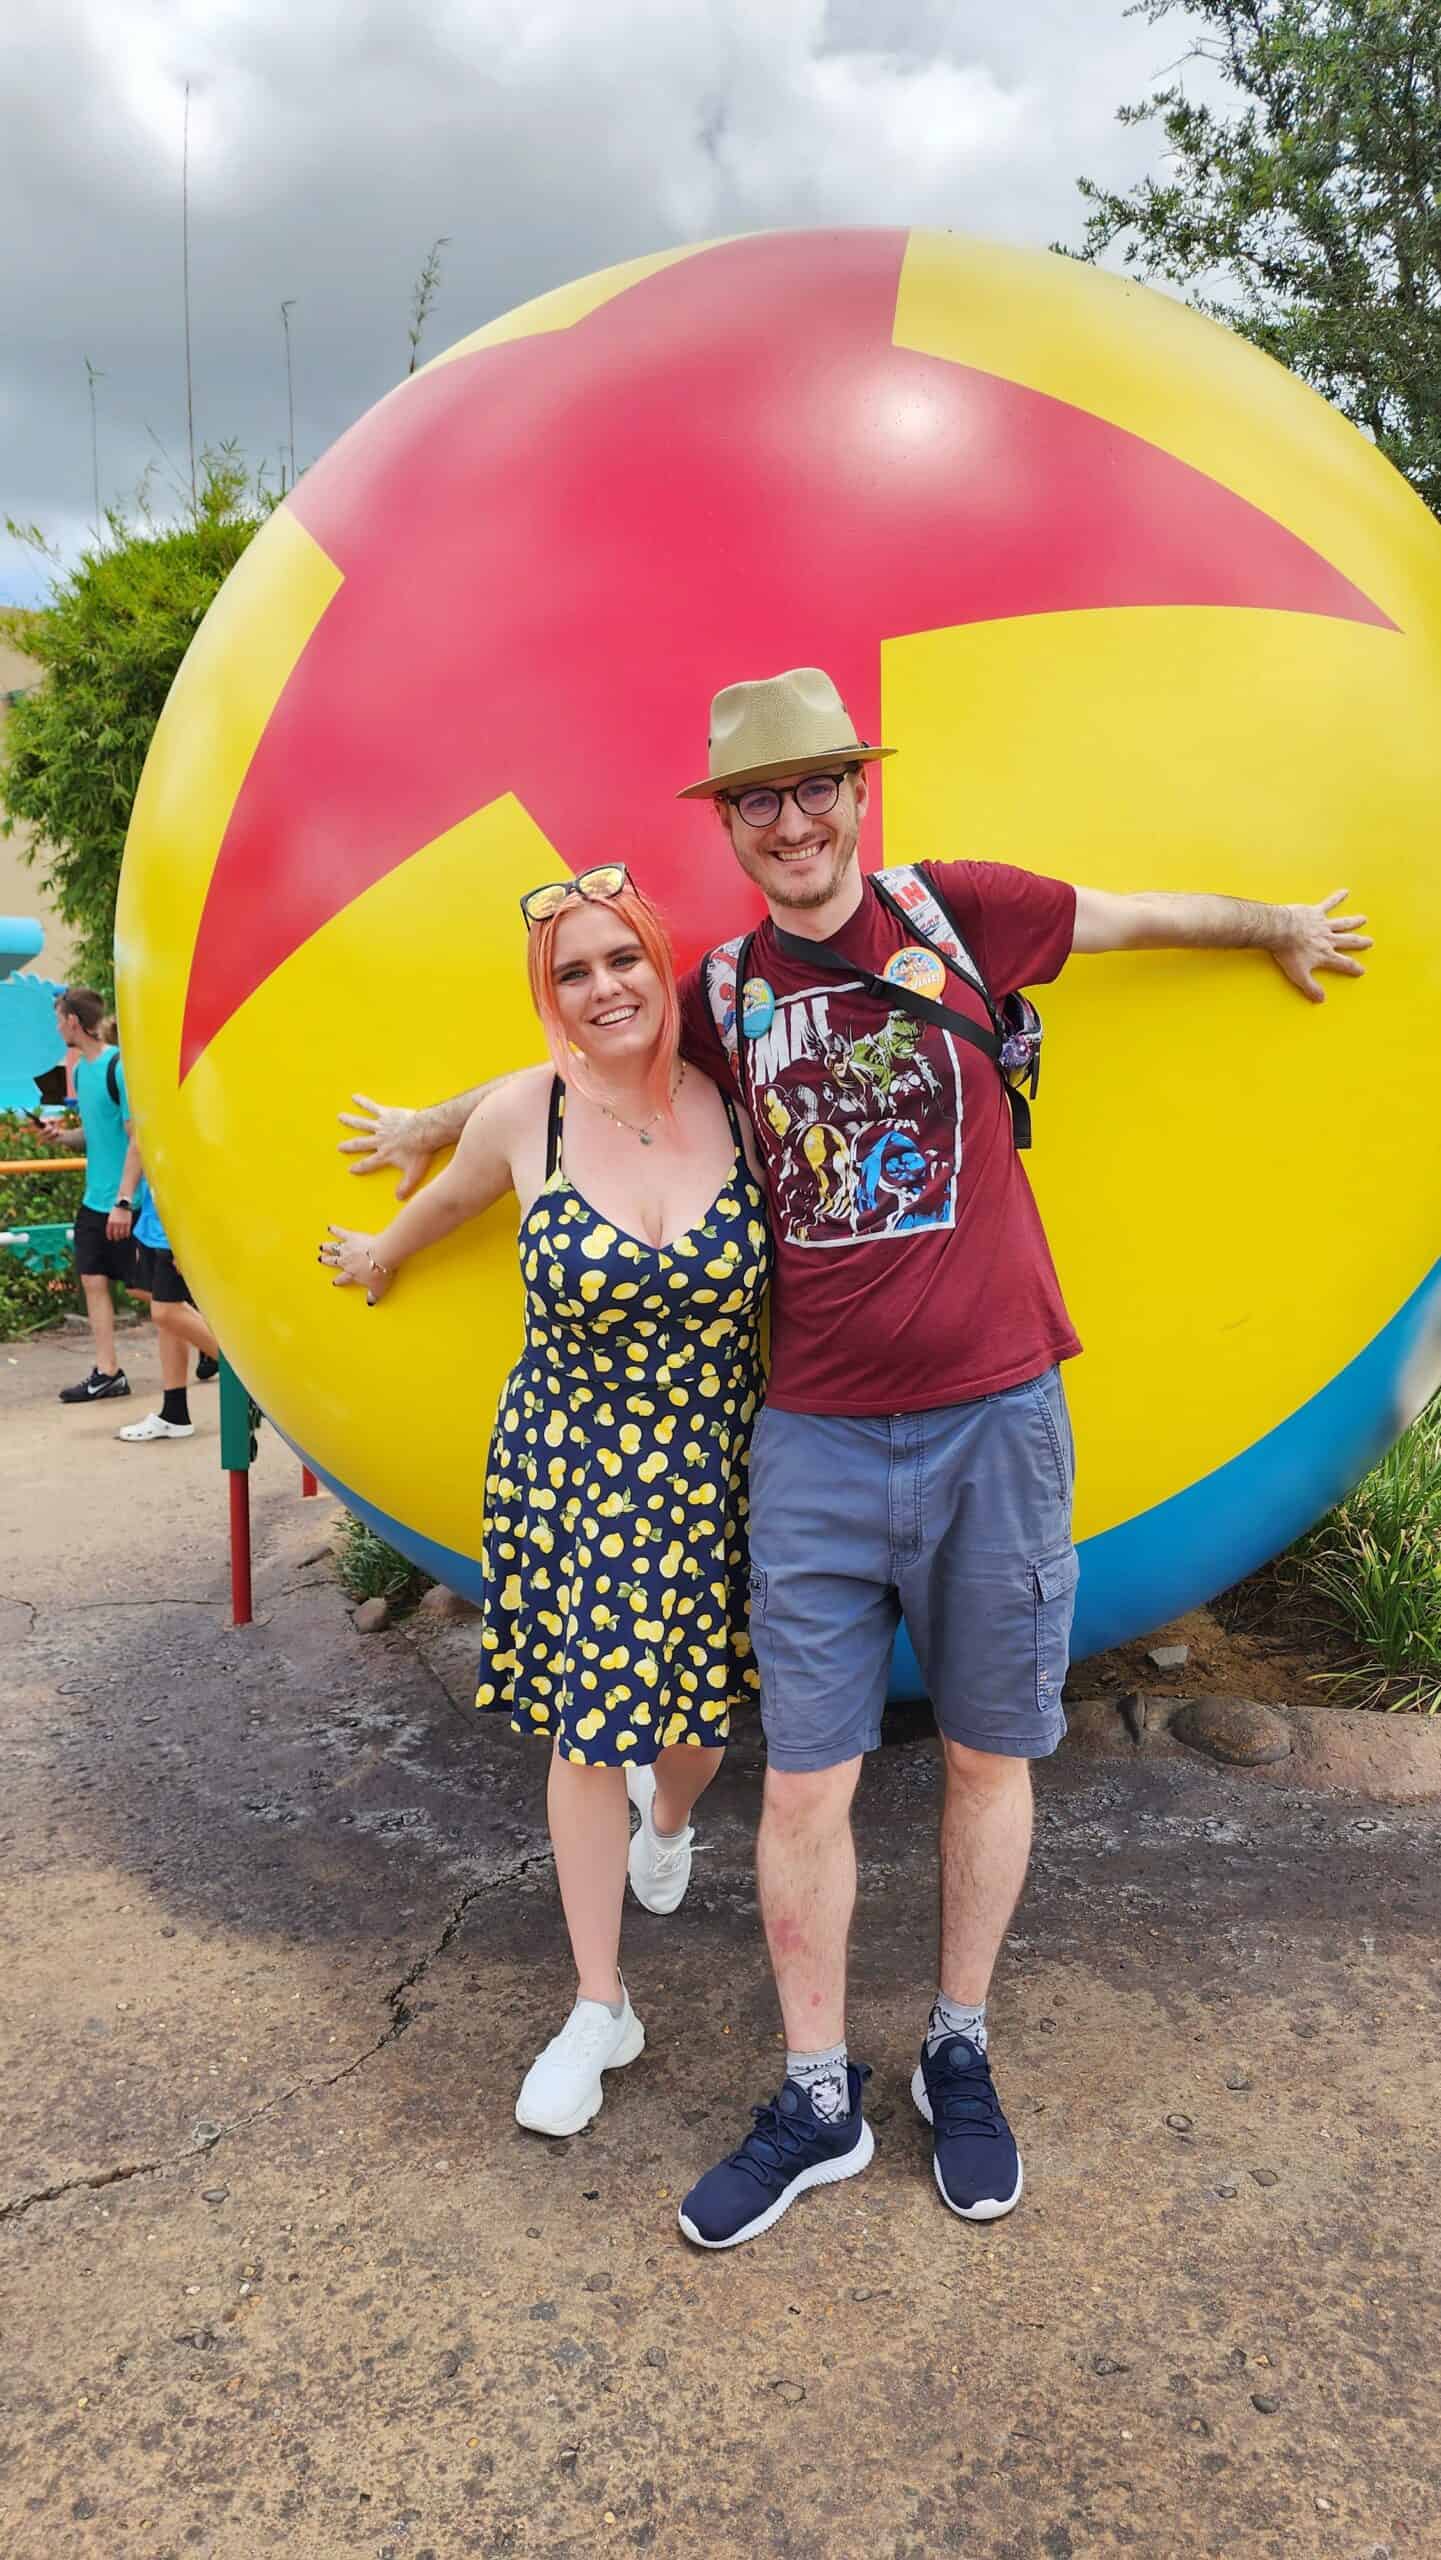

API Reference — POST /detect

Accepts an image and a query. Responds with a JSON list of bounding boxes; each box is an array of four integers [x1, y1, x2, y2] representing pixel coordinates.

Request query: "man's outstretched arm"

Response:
[[1071, 885, 1371, 1003], [338, 1076, 516, 1199]]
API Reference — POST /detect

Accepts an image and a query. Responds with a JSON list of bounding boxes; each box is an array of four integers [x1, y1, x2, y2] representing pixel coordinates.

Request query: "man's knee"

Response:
[[762, 1757, 861, 1837], [941, 1737, 1032, 1800]]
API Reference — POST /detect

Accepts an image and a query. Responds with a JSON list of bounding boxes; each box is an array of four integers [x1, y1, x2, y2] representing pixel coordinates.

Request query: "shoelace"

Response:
[[726, 2099, 819, 2191], [929, 2045, 1005, 2143]]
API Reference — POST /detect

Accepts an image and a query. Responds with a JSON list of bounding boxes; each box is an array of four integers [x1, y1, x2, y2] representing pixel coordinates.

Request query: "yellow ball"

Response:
[[116, 229, 1441, 1663]]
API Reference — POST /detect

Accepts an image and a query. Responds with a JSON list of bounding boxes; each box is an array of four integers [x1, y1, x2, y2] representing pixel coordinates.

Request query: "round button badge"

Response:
[[883, 944, 948, 1002], [741, 976, 776, 1037]]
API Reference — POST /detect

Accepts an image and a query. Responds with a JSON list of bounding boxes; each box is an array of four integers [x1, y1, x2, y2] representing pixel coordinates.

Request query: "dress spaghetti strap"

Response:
[[719, 1088, 747, 1156], [544, 1076, 566, 1179]]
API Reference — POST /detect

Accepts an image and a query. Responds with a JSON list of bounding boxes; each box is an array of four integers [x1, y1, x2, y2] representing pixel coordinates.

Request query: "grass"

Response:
[[1289, 1397, 1441, 1714], [335, 1512, 434, 1613]]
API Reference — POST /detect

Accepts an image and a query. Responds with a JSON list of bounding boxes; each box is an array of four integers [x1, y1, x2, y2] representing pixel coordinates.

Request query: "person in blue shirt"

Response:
[[55, 987, 137, 1404], [114, 1169, 221, 1442]]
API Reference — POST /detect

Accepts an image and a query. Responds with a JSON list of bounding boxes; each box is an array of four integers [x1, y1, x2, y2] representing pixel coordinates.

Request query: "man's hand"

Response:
[[1269, 889, 1372, 1004], [107, 1203, 133, 1243], [337, 1094, 437, 1201]]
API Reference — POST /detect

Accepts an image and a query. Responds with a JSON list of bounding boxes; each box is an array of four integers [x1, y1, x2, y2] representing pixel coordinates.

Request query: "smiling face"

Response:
[[714, 763, 869, 914], [548, 896, 665, 1071]]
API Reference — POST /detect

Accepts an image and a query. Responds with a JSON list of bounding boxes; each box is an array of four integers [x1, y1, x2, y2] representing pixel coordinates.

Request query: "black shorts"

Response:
[[73, 1202, 137, 1286], [132, 1240, 195, 1307]]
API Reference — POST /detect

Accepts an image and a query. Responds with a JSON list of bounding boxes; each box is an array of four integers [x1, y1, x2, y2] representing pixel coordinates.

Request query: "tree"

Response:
[[0, 454, 274, 993], [1069, 0, 1441, 516]]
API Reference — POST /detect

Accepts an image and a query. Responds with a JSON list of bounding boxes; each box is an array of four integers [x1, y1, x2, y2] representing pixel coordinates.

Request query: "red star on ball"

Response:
[[180, 229, 1391, 1078]]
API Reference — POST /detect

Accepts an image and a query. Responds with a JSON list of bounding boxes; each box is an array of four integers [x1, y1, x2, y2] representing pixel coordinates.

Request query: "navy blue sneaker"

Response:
[[679, 2065, 873, 2250], [911, 2035, 1023, 2221]]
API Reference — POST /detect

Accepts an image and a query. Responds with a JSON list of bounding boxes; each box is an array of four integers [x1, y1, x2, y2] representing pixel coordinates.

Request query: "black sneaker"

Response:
[[58, 1368, 131, 1405], [195, 1354, 220, 1382], [678, 2065, 873, 2250], [912, 2034, 1023, 2221]]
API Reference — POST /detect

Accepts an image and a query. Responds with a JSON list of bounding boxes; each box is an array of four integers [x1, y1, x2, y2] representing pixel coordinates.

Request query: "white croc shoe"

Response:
[[116, 1412, 195, 1442], [514, 1988, 645, 2138], [625, 1760, 695, 1915]]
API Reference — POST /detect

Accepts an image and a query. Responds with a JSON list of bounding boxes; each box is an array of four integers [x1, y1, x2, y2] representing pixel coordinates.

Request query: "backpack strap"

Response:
[[105, 1049, 121, 1107], [870, 865, 1036, 1150], [701, 932, 754, 1086], [872, 865, 997, 1025]]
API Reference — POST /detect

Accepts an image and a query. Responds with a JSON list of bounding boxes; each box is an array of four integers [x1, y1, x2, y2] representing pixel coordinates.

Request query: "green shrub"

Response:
[[335, 1512, 435, 1612], [0, 1111, 86, 1337], [1295, 1399, 1441, 1713]]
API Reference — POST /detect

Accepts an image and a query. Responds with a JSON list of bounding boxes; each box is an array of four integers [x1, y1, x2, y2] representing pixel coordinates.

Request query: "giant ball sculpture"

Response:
[[115, 227, 1441, 1667]]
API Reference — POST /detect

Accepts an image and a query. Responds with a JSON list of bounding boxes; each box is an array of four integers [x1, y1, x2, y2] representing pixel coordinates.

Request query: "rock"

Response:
[[770, 2380, 805, 2406], [1251, 2393, 1281, 2414], [201, 2187, 229, 2206], [529, 2301, 557, 2321], [1170, 1696, 1292, 1767], [1092, 2354, 1131, 2377], [1224, 2072, 1252, 2092], [440, 2350, 461, 2379], [1165, 2113, 1194, 2133], [644, 2348, 667, 2369], [1215, 2183, 1239, 2200], [419, 1583, 479, 1622], [1249, 2168, 1280, 2190], [1148, 1644, 1190, 1671], [1119, 1691, 1148, 1746], [583, 2273, 613, 2293], [353, 1595, 391, 1633]]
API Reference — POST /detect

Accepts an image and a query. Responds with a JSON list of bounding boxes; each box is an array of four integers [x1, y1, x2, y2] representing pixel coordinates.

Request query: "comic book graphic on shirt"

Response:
[[746, 977, 961, 1249]]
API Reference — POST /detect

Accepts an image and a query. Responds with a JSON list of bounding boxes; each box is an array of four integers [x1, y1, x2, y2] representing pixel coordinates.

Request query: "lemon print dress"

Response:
[[475, 1078, 771, 1765]]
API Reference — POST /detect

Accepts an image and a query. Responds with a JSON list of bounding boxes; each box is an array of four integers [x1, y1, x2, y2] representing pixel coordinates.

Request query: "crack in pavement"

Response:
[[0, 1846, 555, 2226]]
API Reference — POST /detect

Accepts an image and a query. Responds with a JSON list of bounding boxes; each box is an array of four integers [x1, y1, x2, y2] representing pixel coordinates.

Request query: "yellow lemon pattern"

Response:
[[475, 1078, 770, 1765]]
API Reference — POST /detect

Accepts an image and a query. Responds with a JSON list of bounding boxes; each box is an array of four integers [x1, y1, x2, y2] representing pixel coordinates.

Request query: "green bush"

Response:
[[0, 1111, 86, 1337], [1293, 1399, 1441, 1713], [335, 1512, 435, 1613]]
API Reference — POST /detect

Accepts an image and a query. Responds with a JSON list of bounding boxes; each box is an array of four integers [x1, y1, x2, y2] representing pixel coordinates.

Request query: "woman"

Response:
[[319, 868, 770, 2137]]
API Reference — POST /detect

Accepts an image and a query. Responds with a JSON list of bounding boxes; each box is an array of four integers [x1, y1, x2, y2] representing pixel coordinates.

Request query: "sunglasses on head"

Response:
[[519, 864, 631, 928]]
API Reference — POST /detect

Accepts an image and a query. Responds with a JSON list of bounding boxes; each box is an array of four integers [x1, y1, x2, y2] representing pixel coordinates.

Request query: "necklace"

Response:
[[594, 1062, 686, 1145]]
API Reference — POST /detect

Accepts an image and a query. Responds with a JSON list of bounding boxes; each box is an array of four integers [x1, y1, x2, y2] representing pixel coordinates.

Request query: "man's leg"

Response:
[[155, 1308, 190, 1395], [937, 1741, 1033, 2007], [756, 1756, 863, 2052], [158, 1299, 219, 1364], [82, 1273, 118, 1374], [679, 1411, 892, 2249]]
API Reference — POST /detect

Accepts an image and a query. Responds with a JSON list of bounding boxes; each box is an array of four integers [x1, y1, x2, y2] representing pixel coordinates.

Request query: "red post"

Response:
[[228, 1471, 253, 1626], [300, 1466, 319, 1499]]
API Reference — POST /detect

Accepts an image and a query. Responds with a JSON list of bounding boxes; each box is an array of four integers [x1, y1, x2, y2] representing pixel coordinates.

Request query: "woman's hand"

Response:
[[318, 1225, 394, 1304]]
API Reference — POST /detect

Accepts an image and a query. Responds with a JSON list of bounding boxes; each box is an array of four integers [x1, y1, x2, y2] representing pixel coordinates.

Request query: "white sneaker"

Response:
[[514, 1988, 645, 2138], [116, 1412, 195, 1442], [625, 1759, 695, 1915]]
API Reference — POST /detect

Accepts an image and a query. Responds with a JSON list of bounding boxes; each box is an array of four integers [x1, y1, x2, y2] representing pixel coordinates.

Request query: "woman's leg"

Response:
[[652, 1742, 725, 1837], [547, 1752, 630, 2005]]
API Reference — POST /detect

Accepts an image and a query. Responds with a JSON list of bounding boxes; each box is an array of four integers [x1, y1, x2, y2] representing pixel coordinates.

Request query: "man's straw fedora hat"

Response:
[[677, 666, 895, 799]]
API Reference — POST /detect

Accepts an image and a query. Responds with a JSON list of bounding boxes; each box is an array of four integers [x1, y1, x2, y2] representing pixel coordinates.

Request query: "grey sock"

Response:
[[787, 2043, 850, 2122], [928, 1994, 988, 2055]]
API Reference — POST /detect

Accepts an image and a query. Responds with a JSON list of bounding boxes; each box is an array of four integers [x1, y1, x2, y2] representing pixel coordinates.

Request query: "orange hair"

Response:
[[525, 878, 681, 1122]]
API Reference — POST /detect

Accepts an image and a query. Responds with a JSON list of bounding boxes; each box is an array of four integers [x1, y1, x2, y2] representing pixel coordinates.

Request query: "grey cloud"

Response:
[[2, 0, 1200, 605]]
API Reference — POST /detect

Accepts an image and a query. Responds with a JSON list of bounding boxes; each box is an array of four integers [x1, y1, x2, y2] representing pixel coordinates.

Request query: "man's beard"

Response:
[[755, 838, 856, 910]]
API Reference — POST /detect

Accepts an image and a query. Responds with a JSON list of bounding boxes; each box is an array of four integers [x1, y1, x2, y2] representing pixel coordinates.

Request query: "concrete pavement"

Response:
[[3, 1325, 1439, 2558]]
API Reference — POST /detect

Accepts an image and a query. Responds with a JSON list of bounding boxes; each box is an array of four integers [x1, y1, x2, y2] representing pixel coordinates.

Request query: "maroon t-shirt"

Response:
[[679, 861, 1081, 1416]]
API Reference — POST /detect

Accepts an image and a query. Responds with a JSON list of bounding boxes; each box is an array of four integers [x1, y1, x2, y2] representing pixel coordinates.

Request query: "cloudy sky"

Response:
[[1, 0, 1214, 607]]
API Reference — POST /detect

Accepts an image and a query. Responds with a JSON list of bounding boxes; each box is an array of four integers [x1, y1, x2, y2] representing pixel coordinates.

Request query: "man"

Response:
[[55, 987, 136, 1405], [340, 667, 1369, 2248], [113, 1156, 222, 1444]]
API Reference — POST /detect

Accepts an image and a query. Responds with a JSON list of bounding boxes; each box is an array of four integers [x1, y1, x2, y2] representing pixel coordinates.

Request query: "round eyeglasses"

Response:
[[519, 863, 630, 928], [724, 768, 857, 830]]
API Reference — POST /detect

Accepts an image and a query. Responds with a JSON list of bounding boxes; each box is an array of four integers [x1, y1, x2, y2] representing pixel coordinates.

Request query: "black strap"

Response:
[[544, 1075, 565, 1178], [768, 922, 1003, 1067], [768, 915, 1032, 1149], [105, 1050, 121, 1106]]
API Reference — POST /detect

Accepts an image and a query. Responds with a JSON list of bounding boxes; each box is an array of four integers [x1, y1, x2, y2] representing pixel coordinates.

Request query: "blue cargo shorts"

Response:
[[747, 1368, 1078, 1772]]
